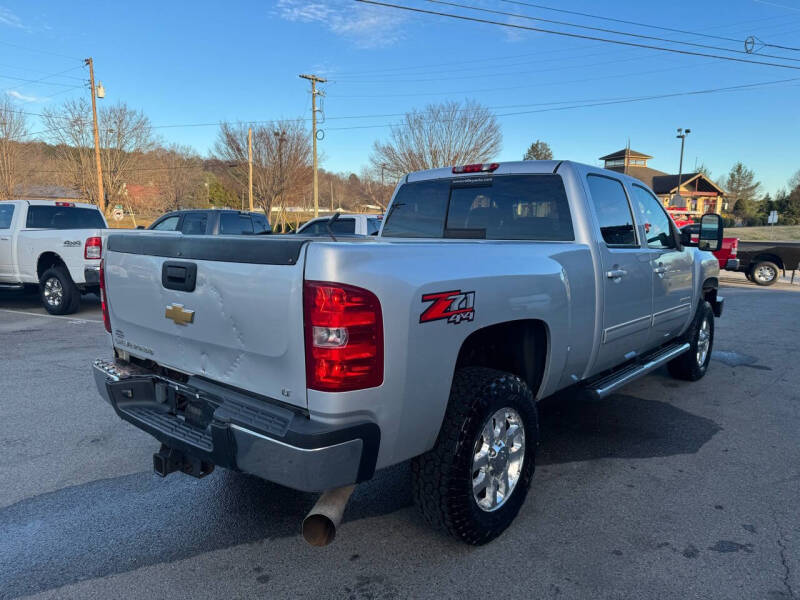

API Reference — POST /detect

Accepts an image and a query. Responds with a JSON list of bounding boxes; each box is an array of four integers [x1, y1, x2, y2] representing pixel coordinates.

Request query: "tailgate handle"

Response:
[[162, 261, 197, 292]]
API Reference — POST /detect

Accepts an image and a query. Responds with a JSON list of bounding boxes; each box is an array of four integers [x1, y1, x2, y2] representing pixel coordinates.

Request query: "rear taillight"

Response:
[[99, 259, 111, 333], [731, 239, 738, 257], [304, 281, 383, 392], [452, 162, 499, 174], [84, 236, 102, 259]]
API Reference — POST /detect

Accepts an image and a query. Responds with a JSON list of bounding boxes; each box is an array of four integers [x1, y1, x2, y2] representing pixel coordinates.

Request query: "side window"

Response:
[[586, 174, 637, 246], [0, 204, 14, 229], [180, 213, 207, 235], [367, 218, 381, 235], [219, 213, 254, 235], [152, 215, 180, 231], [631, 185, 676, 250]]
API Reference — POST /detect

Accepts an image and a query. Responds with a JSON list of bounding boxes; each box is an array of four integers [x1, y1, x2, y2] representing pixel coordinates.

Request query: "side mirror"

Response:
[[697, 213, 723, 252]]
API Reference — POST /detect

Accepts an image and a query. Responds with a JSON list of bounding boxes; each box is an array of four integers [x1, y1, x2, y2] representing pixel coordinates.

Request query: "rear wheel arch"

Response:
[[37, 251, 68, 280], [454, 319, 549, 400], [751, 253, 784, 271]]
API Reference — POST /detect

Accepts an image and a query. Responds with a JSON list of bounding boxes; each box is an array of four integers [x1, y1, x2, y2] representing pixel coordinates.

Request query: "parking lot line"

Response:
[[0, 307, 103, 324]]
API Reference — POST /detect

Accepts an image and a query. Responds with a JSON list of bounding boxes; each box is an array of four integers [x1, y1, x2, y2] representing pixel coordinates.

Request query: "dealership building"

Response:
[[600, 148, 725, 216]]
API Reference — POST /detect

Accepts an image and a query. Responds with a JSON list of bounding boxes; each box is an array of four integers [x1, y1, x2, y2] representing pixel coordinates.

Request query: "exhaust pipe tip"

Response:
[[301, 484, 355, 547], [302, 514, 337, 547]]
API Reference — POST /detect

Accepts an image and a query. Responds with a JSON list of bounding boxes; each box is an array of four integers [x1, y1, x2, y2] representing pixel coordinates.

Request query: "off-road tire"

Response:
[[39, 265, 80, 315], [411, 367, 538, 545], [667, 301, 714, 381], [751, 261, 780, 286]]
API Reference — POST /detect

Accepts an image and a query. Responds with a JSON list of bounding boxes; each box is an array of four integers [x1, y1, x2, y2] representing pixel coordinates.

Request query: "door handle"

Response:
[[0, 236, 9, 241], [653, 265, 667, 275], [606, 269, 627, 279]]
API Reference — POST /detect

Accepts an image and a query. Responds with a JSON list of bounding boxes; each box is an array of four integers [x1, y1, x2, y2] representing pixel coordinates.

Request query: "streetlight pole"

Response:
[[675, 128, 691, 209], [85, 58, 105, 213]]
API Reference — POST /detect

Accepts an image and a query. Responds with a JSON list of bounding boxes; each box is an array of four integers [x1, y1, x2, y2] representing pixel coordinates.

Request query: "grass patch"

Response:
[[726, 225, 800, 241]]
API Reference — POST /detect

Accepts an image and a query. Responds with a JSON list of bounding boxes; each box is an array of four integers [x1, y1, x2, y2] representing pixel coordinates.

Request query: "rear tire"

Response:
[[751, 261, 779, 286], [411, 367, 538, 545], [39, 266, 80, 315], [667, 301, 714, 381]]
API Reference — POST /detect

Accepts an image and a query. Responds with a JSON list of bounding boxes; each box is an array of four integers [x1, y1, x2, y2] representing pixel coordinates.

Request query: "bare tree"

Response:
[[41, 99, 153, 209], [213, 119, 311, 220], [370, 100, 502, 179], [152, 144, 203, 211], [0, 97, 28, 199]]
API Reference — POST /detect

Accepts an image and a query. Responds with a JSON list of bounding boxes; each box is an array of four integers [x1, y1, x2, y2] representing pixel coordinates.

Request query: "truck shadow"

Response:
[[0, 392, 720, 599], [536, 391, 722, 465]]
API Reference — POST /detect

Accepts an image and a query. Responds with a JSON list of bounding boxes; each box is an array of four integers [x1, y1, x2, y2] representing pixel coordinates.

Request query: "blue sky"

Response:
[[2, 0, 799, 193]]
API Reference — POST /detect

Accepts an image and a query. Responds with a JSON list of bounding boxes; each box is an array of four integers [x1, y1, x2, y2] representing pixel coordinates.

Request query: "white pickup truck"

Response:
[[0, 200, 108, 314], [93, 160, 724, 545]]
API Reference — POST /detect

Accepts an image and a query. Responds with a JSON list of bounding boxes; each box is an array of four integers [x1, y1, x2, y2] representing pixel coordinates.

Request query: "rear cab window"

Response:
[[25, 205, 106, 230], [382, 174, 574, 241], [219, 213, 254, 235]]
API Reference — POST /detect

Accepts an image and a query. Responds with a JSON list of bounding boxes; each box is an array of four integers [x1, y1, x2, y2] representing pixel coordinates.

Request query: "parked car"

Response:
[[0, 200, 107, 314], [295, 213, 382, 236], [735, 240, 800, 286], [148, 209, 271, 235], [92, 160, 723, 546], [680, 223, 740, 271]]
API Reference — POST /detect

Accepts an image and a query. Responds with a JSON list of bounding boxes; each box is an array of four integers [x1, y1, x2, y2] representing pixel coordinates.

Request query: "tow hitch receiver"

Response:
[[153, 444, 215, 479]]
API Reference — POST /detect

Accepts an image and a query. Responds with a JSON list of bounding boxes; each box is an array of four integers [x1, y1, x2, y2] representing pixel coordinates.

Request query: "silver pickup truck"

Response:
[[92, 160, 723, 545]]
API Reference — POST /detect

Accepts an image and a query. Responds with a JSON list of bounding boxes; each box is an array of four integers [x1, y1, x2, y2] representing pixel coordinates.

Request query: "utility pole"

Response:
[[85, 58, 105, 213], [299, 74, 327, 218], [273, 129, 286, 226], [675, 128, 691, 209], [247, 127, 253, 212]]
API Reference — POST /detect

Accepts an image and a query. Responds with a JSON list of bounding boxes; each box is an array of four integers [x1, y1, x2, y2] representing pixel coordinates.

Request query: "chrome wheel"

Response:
[[43, 277, 63, 307], [696, 318, 711, 366], [472, 407, 525, 512], [754, 265, 776, 284]]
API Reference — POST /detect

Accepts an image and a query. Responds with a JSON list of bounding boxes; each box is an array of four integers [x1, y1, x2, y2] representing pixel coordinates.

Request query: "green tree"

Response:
[[523, 140, 553, 161], [722, 162, 761, 219], [207, 176, 238, 208]]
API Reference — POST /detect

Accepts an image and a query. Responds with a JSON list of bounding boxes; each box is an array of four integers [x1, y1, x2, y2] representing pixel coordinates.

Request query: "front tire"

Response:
[[667, 301, 714, 381], [411, 367, 538, 545], [751, 261, 779, 286], [39, 266, 80, 315]]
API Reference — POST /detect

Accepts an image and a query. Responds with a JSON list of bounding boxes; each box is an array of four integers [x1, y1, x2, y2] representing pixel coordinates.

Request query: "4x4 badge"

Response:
[[419, 290, 475, 325], [165, 303, 195, 325]]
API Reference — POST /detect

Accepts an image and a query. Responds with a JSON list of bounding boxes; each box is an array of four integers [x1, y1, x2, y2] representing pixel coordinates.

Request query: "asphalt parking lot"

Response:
[[1, 278, 798, 600]]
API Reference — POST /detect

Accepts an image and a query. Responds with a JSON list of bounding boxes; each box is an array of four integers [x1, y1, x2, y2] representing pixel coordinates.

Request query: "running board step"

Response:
[[0, 283, 24, 291], [584, 342, 690, 400]]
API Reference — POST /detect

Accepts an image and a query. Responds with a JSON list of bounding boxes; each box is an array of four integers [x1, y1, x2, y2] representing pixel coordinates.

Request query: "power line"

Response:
[[0, 40, 83, 61], [423, 0, 800, 62], [355, 0, 800, 71], [0, 65, 86, 94], [500, 0, 800, 52], [0, 72, 84, 88]]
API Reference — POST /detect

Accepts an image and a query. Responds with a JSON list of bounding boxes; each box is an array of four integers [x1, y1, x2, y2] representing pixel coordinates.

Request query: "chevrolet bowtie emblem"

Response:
[[165, 303, 195, 325]]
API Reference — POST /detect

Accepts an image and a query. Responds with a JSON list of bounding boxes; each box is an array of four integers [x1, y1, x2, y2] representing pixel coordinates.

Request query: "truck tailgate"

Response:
[[104, 234, 308, 409]]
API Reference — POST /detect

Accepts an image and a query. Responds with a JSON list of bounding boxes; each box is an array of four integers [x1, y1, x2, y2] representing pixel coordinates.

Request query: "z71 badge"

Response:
[[419, 290, 475, 325]]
